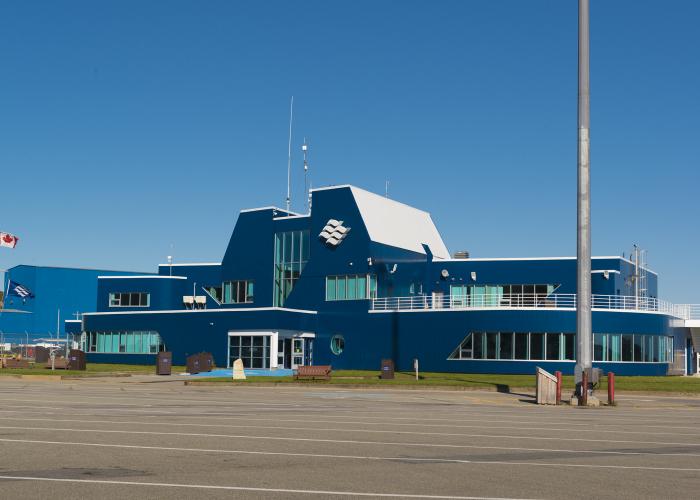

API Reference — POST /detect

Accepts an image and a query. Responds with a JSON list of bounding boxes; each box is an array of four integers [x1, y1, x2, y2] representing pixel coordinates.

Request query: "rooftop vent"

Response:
[[453, 250, 470, 259]]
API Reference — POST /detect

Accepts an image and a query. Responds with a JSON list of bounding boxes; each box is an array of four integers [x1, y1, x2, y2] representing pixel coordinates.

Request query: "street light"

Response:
[[576, 0, 593, 400]]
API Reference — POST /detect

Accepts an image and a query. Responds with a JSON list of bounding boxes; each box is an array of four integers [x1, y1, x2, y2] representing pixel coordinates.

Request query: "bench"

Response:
[[2, 359, 31, 369], [46, 357, 69, 370], [294, 365, 332, 381]]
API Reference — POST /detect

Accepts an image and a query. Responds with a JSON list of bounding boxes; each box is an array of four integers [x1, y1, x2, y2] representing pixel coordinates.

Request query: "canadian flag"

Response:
[[0, 232, 19, 249]]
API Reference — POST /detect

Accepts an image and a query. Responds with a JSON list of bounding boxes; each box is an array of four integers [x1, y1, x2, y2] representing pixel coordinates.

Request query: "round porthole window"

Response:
[[330, 334, 345, 355]]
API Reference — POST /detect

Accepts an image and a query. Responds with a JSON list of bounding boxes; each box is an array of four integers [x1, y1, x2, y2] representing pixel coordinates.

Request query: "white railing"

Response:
[[674, 304, 700, 321], [371, 293, 695, 318]]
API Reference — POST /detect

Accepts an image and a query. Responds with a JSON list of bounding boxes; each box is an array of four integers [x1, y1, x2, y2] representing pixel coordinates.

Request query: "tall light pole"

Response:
[[576, 0, 592, 396]]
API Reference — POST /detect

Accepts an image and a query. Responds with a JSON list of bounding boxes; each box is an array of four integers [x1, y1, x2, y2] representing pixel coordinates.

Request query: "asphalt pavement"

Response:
[[0, 376, 698, 499]]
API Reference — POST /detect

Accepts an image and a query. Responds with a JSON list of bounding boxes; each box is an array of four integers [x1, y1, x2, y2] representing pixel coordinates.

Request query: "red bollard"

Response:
[[608, 372, 615, 406], [555, 371, 562, 405]]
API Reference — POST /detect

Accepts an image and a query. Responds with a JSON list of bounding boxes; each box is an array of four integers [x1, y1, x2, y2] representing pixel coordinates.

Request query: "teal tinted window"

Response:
[[273, 230, 310, 306], [221, 280, 254, 303], [325, 274, 377, 301], [357, 276, 367, 299], [326, 277, 337, 301], [337, 277, 347, 300], [330, 335, 345, 355], [347, 276, 357, 299], [84, 331, 163, 354]]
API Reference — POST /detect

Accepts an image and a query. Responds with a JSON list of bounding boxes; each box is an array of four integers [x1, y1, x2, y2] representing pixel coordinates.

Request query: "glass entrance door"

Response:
[[292, 338, 304, 369]]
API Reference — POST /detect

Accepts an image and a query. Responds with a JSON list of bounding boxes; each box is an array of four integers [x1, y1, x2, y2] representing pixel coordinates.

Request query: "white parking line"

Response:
[[0, 438, 699, 473], [0, 424, 699, 457], [1, 415, 700, 444], [0, 474, 535, 499]]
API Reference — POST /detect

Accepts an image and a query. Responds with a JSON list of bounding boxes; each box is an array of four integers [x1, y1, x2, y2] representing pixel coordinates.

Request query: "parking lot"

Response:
[[0, 377, 699, 499]]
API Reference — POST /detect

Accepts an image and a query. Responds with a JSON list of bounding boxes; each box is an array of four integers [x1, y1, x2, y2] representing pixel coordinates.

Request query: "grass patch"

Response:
[[187, 369, 700, 394], [0, 363, 186, 377]]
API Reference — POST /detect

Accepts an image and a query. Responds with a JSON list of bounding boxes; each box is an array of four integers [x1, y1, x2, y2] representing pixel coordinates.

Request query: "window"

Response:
[[546, 333, 560, 360], [621, 334, 633, 362], [500, 332, 513, 360], [330, 334, 345, 355], [222, 280, 254, 304], [449, 284, 558, 307], [108, 292, 150, 307], [229, 335, 271, 369], [486, 332, 498, 359], [530, 333, 544, 360], [273, 230, 310, 306], [514, 333, 528, 360], [564, 334, 575, 360], [449, 332, 576, 361], [326, 274, 378, 301], [593, 334, 674, 363], [473, 332, 484, 359], [84, 331, 163, 354]]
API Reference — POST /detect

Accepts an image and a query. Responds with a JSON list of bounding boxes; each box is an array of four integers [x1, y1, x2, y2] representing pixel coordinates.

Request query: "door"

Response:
[[278, 339, 285, 369], [292, 338, 304, 369]]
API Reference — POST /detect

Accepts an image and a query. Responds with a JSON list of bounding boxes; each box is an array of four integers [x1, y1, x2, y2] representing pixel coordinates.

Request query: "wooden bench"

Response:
[[46, 357, 69, 370], [294, 365, 332, 381], [2, 359, 31, 369]]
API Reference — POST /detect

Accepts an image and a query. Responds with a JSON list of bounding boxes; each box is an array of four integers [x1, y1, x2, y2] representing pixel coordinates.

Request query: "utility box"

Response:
[[585, 367, 601, 385], [380, 359, 395, 380], [186, 353, 201, 374], [35, 346, 50, 363], [68, 349, 86, 371], [536, 367, 558, 405], [156, 351, 172, 376]]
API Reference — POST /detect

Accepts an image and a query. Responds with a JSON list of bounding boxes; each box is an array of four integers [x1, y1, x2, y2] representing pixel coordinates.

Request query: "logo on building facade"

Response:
[[319, 219, 351, 246]]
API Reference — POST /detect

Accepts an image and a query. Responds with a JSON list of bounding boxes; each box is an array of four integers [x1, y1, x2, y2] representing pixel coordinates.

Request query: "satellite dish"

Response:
[[440, 269, 449, 279]]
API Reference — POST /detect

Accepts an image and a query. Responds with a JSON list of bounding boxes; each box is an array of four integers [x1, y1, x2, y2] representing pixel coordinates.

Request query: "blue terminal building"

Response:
[[79, 185, 699, 375]]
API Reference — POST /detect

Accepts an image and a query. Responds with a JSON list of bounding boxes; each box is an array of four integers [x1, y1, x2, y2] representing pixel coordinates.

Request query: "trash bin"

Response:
[[199, 352, 214, 372], [186, 353, 201, 374], [68, 349, 86, 371], [536, 367, 557, 405], [156, 351, 172, 375], [380, 359, 395, 380], [35, 346, 50, 363]]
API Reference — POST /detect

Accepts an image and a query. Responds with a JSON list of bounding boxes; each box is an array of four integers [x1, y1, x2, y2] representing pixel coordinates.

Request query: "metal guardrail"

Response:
[[371, 293, 697, 319], [674, 304, 700, 321]]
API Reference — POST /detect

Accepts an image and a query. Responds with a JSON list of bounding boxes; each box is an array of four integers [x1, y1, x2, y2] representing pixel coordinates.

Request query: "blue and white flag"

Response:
[[7, 280, 34, 299]]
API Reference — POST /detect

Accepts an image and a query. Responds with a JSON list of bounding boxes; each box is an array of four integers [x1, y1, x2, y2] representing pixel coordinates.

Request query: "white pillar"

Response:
[[270, 332, 279, 369]]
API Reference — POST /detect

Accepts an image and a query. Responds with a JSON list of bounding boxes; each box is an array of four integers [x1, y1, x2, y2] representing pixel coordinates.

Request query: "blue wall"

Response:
[[1, 265, 143, 339]]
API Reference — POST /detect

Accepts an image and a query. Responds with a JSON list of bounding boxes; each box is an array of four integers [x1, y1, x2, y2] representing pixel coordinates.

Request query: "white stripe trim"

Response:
[[97, 275, 187, 280], [273, 214, 311, 220], [83, 306, 317, 316], [239, 206, 303, 216], [158, 263, 221, 267], [309, 184, 353, 193]]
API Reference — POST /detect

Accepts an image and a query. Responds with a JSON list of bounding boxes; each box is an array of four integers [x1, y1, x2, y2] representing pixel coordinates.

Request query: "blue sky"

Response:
[[0, 1, 698, 302]]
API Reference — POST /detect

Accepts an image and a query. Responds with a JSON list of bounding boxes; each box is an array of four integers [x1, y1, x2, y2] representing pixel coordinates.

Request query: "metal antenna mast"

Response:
[[286, 96, 294, 213], [576, 0, 592, 395], [302, 138, 309, 212]]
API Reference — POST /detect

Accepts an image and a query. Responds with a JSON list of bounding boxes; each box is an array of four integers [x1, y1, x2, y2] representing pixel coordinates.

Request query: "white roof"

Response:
[[348, 186, 450, 259]]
